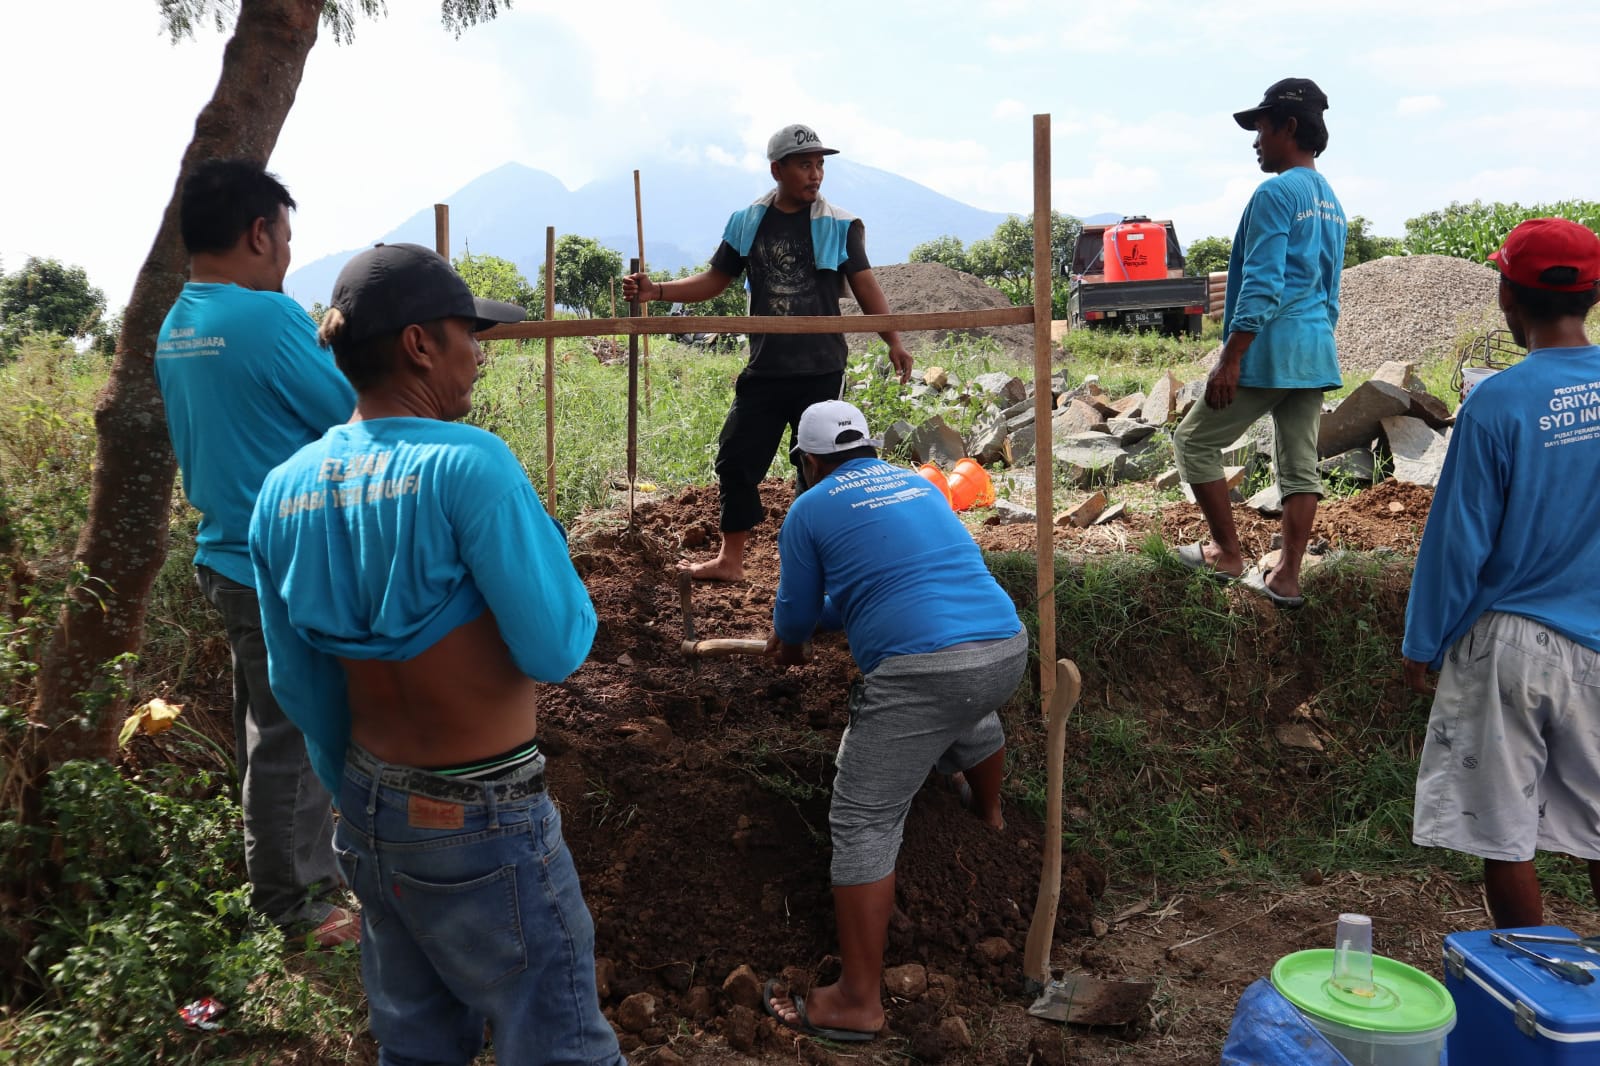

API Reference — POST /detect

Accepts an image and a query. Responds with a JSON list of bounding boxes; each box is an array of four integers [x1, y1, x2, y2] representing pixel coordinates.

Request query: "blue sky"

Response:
[[3, 0, 1596, 310]]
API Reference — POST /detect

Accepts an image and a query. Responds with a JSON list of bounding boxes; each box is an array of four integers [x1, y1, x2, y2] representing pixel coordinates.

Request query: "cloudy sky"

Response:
[[3, 0, 1595, 310]]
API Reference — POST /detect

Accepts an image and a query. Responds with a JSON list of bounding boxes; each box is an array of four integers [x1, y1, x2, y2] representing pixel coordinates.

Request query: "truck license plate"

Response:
[[1128, 311, 1161, 326]]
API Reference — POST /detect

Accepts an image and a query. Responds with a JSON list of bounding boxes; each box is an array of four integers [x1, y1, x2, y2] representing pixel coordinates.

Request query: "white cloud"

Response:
[[1395, 95, 1445, 117], [987, 33, 1044, 54], [993, 99, 1028, 120]]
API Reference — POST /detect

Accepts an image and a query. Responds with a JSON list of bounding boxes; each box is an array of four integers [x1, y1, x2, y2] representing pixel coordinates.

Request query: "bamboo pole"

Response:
[[634, 170, 651, 416], [543, 226, 557, 514], [1032, 113, 1056, 715], [478, 306, 1034, 342], [433, 204, 449, 259]]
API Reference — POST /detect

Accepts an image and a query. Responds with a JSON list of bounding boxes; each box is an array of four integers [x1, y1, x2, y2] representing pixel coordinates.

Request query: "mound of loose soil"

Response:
[[1336, 254, 1502, 372], [840, 262, 1034, 361], [545, 482, 1104, 1060]]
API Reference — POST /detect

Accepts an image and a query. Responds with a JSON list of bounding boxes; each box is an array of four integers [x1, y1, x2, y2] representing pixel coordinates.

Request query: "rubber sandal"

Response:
[[1175, 542, 1239, 584], [1242, 567, 1305, 610], [308, 905, 362, 948], [762, 979, 877, 1043]]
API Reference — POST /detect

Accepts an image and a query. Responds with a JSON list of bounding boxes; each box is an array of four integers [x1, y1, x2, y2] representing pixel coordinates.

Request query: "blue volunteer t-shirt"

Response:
[[249, 418, 597, 795], [774, 458, 1022, 673], [1403, 345, 1600, 667], [156, 283, 356, 587], [1223, 167, 1347, 390]]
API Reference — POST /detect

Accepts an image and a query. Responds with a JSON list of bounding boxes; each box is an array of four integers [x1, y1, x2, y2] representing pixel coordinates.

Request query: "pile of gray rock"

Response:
[[854, 358, 1455, 520]]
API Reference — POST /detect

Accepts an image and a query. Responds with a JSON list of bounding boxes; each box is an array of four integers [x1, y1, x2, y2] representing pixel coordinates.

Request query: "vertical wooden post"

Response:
[[433, 204, 449, 259], [626, 257, 641, 528], [1032, 114, 1056, 714], [544, 226, 557, 514], [634, 170, 652, 415]]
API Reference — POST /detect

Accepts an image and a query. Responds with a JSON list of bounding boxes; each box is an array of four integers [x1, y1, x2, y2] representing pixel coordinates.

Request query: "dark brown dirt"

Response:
[[150, 472, 1528, 1066], [544, 481, 1103, 1061]]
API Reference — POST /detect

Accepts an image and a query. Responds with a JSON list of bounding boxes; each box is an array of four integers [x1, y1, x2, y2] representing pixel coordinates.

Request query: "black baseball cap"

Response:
[[330, 242, 525, 344], [1233, 78, 1329, 130]]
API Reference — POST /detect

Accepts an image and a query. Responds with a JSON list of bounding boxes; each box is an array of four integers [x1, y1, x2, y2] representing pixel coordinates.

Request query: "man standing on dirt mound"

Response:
[[1172, 78, 1346, 609], [621, 123, 914, 582], [1404, 218, 1600, 929], [249, 244, 624, 1065], [154, 159, 358, 946], [759, 399, 1027, 1042]]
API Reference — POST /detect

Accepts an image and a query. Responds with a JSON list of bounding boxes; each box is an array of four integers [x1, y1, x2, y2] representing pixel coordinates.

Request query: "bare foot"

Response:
[[767, 982, 883, 1037], [676, 555, 744, 582]]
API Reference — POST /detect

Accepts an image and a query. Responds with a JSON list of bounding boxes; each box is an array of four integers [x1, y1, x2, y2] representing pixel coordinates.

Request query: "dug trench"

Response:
[[528, 477, 1449, 1064]]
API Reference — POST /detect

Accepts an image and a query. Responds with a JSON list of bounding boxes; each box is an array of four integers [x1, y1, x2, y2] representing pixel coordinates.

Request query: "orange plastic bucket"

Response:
[[917, 463, 952, 505], [946, 458, 994, 511]]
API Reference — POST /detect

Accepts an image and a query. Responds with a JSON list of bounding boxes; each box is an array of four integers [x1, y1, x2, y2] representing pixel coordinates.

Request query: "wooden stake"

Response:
[[627, 257, 641, 529], [433, 204, 449, 259], [543, 226, 557, 515], [634, 170, 652, 416], [1032, 113, 1056, 715]]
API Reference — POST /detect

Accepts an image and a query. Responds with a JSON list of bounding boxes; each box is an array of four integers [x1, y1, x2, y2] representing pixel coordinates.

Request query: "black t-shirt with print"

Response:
[[709, 207, 869, 377]]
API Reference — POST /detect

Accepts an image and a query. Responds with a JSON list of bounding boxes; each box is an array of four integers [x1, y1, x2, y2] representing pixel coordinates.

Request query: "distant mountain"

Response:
[[285, 158, 1112, 309]]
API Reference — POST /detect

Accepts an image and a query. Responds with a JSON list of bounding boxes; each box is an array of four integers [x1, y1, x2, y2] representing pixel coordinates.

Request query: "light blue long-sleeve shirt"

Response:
[[156, 283, 357, 587], [1223, 167, 1346, 390], [1402, 345, 1600, 668], [250, 418, 596, 794], [774, 459, 1021, 674]]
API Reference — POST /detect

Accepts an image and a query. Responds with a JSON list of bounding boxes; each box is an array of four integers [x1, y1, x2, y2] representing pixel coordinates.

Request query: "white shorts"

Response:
[[1413, 611, 1600, 863]]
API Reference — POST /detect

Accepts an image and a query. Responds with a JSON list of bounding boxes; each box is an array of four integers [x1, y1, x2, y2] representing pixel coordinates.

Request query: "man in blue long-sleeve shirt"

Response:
[[760, 400, 1026, 1043], [1173, 78, 1347, 607], [1404, 218, 1600, 929], [250, 244, 624, 1066]]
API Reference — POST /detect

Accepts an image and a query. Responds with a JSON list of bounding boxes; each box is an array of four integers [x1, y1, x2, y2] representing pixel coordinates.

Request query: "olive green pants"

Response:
[[1171, 386, 1325, 496]]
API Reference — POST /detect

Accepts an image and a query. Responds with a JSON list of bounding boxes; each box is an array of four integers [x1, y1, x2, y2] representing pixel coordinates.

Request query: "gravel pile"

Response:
[[839, 262, 1034, 360], [1335, 254, 1502, 372]]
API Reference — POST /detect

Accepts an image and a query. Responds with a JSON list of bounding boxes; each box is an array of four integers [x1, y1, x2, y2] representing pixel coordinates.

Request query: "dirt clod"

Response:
[[616, 992, 657, 1034], [722, 964, 762, 1011], [884, 962, 929, 998]]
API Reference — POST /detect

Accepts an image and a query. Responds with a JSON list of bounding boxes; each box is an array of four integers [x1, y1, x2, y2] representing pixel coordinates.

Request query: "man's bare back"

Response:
[[340, 610, 541, 769]]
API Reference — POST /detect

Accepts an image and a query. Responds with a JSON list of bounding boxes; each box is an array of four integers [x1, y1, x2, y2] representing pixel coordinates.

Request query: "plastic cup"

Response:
[[1461, 365, 1497, 401], [1333, 913, 1376, 998]]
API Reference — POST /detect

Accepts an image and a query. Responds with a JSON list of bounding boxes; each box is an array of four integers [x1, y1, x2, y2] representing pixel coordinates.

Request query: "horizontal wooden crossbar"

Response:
[[477, 305, 1036, 341]]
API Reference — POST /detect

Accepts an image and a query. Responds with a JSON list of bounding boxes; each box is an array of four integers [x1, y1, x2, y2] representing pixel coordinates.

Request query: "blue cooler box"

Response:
[[1443, 926, 1600, 1065]]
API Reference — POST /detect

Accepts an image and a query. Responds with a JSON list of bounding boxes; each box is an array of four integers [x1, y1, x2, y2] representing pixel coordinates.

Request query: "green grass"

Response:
[[987, 548, 1507, 895]]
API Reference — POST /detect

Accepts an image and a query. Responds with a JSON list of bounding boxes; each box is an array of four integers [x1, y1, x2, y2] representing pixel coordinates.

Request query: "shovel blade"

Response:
[[1026, 974, 1155, 1027]]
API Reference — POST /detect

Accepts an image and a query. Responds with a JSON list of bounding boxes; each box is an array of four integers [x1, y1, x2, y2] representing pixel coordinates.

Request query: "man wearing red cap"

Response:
[[1404, 217, 1600, 928]]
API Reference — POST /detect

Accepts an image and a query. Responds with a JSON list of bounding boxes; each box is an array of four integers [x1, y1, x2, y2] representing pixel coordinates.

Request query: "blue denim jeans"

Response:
[[195, 565, 339, 924], [336, 744, 625, 1066]]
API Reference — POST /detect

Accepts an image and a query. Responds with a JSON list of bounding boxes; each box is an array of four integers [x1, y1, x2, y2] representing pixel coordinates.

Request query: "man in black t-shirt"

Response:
[[623, 123, 912, 581]]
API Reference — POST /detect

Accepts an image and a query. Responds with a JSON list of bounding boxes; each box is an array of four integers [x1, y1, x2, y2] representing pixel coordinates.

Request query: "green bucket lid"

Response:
[[1271, 950, 1455, 1033]]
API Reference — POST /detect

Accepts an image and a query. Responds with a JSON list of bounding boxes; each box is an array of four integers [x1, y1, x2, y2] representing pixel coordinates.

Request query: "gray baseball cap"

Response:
[[330, 243, 525, 344], [767, 123, 840, 162]]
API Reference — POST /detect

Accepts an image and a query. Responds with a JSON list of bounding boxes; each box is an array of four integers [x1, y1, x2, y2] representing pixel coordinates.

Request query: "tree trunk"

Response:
[[30, 0, 325, 769]]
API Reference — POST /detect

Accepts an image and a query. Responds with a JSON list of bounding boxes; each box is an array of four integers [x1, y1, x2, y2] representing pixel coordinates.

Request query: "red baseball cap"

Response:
[[1488, 218, 1600, 292]]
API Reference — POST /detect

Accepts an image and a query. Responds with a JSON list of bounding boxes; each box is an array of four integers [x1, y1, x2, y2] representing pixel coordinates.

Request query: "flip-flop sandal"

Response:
[[308, 906, 362, 948], [1175, 542, 1239, 584], [1242, 567, 1306, 610], [762, 979, 877, 1043]]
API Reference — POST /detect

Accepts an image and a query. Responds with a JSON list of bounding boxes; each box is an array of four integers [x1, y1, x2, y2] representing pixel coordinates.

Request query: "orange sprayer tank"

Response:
[[916, 463, 952, 505], [1102, 217, 1168, 282]]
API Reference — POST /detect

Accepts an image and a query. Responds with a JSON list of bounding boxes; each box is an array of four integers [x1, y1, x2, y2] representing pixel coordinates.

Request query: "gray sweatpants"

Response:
[[197, 566, 340, 925], [830, 630, 1028, 886]]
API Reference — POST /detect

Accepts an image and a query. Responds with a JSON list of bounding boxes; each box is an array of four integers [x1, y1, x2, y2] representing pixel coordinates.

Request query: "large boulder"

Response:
[[1380, 416, 1451, 487], [971, 372, 1028, 406], [1144, 372, 1181, 425], [1318, 379, 1413, 457], [967, 406, 1012, 467], [908, 415, 966, 467]]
